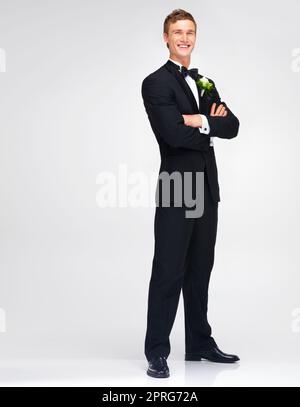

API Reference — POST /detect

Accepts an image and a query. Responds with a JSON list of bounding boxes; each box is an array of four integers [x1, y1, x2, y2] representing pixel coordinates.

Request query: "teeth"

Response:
[[178, 45, 189, 48]]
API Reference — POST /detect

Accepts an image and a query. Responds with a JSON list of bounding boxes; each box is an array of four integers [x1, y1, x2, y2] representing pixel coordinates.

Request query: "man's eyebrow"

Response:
[[172, 29, 195, 33]]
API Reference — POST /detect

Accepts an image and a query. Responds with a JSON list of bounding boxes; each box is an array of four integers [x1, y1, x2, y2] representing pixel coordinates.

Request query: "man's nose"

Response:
[[181, 34, 188, 42]]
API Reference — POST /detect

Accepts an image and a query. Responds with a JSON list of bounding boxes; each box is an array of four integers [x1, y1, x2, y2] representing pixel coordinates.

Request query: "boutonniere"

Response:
[[195, 76, 214, 96]]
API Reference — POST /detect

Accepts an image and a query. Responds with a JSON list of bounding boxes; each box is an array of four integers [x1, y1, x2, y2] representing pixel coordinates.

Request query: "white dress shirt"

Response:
[[169, 58, 214, 147]]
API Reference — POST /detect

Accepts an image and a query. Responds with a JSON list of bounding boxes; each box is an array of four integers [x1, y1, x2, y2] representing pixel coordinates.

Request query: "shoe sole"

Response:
[[185, 354, 239, 363], [147, 369, 170, 378], [185, 354, 202, 361]]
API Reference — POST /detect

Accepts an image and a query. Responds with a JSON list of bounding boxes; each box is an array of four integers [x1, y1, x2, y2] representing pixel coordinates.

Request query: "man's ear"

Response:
[[163, 32, 168, 47]]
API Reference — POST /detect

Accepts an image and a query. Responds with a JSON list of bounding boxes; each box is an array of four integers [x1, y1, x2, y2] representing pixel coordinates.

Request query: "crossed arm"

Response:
[[141, 76, 239, 151], [182, 81, 239, 139], [183, 102, 228, 127]]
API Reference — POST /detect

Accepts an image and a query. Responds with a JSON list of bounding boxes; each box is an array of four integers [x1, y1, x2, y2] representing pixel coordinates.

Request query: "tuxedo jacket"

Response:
[[141, 59, 240, 204]]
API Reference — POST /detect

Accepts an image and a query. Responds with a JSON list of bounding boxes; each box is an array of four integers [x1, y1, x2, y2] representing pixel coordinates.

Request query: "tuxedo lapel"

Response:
[[196, 85, 209, 114], [197, 85, 214, 115], [164, 60, 200, 113]]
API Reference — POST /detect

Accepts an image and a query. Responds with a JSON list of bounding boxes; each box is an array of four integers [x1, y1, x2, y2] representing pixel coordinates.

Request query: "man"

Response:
[[141, 9, 240, 378]]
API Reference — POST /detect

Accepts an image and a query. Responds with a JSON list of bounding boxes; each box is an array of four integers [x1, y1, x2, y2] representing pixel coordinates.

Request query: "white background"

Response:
[[0, 0, 300, 384]]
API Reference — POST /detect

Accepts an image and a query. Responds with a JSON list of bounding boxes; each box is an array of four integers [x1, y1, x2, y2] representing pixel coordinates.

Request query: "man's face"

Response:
[[164, 19, 196, 59]]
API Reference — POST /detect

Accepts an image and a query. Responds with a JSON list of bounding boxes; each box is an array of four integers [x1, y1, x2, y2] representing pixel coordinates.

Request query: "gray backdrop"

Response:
[[0, 0, 299, 362]]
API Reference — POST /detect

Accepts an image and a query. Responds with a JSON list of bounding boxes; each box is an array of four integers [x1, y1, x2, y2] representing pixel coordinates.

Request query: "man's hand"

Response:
[[182, 114, 202, 128], [182, 103, 228, 128], [210, 103, 227, 117]]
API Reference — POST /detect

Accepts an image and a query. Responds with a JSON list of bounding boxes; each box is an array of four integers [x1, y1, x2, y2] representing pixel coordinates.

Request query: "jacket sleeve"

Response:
[[141, 76, 211, 151], [206, 80, 240, 139]]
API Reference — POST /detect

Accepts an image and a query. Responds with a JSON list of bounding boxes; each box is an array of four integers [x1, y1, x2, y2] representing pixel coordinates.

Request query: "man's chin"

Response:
[[173, 49, 193, 58], [175, 53, 192, 59]]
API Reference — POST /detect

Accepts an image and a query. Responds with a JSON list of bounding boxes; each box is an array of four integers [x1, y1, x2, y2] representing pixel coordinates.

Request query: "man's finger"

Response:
[[210, 102, 216, 116], [215, 104, 224, 115], [218, 106, 226, 116], [215, 104, 223, 115]]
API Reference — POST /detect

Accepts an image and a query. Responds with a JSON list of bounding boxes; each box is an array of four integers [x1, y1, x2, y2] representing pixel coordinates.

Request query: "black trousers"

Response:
[[145, 170, 218, 361]]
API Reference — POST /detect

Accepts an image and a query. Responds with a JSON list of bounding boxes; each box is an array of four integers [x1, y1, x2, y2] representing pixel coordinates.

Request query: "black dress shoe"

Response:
[[147, 356, 170, 378], [185, 347, 240, 363]]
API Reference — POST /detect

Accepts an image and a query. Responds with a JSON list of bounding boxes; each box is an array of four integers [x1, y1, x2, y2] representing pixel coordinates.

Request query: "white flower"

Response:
[[200, 76, 209, 84]]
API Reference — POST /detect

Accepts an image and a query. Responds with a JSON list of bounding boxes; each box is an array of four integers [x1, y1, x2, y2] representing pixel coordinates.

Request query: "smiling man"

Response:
[[141, 9, 240, 378]]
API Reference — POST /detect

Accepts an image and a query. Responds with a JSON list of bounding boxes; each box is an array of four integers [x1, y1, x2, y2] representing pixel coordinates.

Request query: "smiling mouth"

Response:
[[177, 44, 190, 49]]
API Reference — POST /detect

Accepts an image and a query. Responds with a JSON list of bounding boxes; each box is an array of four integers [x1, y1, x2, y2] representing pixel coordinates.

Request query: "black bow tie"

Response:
[[180, 66, 199, 80]]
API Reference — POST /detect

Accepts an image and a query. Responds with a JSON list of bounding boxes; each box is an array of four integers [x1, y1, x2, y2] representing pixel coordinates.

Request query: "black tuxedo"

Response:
[[142, 59, 239, 204], [141, 59, 239, 361]]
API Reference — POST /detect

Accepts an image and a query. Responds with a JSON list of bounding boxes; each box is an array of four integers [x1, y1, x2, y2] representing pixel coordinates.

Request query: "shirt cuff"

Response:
[[199, 114, 210, 134]]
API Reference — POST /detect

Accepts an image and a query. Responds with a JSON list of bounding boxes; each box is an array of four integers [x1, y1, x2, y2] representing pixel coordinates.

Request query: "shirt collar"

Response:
[[168, 58, 194, 70], [168, 58, 183, 69]]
